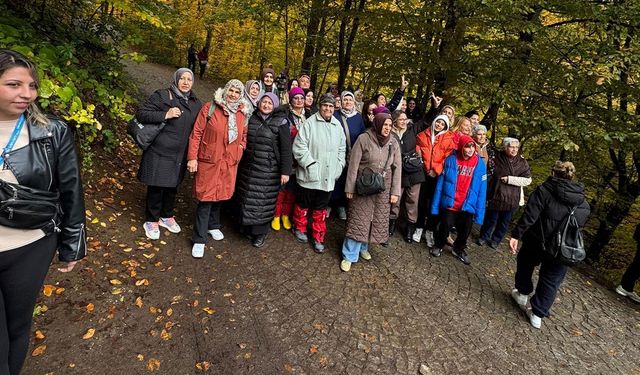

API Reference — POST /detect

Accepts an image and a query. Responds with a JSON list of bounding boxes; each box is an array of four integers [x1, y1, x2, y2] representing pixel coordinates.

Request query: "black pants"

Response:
[[187, 59, 196, 73], [296, 186, 331, 210], [199, 62, 207, 79], [145, 185, 178, 222], [621, 244, 640, 291], [434, 210, 473, 252], [515, 241, 568, 318], [416, 175, 439, 231], [0, 235, 57, 375], [192, 201, 223, 244], [242, 223, 269, 236]]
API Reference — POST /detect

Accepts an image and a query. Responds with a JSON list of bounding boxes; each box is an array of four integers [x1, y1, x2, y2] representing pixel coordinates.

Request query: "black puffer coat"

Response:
[[511, 176, 590, 244], [136, 88, 202, 187], [236, 107, 292, 226], [393, 120, 426, 188]]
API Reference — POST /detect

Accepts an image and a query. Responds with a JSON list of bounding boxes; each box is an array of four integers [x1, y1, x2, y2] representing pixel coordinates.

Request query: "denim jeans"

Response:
[[479, 208, 515, 245], [341, 237, 369, 262]]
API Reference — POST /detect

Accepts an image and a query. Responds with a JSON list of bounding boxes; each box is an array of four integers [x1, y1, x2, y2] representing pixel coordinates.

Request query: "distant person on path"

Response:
[[187, 79, 251, 258], [430, 134, 487, 265], [187, 43, 197, 72], [235, 93, 291, 248], [340, 113, 401, 272], [197, 48, 208, 79], [136, 68, 202, 240], [292, 94, 346, 253], [478, 137, 531, 250], [509, 161, 590, 329], [0, 49, 86, 375], [615, 223, 640, 303]]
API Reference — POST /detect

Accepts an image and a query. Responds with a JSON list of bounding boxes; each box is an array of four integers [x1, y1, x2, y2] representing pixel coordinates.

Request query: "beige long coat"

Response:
[[344, 129, 402, 244]]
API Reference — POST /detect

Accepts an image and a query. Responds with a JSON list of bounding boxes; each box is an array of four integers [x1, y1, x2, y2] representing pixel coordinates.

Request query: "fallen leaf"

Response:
[[31, 345, 47, 357], [166, 308, 173, 317], [195, 361, 211, 371], [160, 329, 171, 340], [43, 285, 56, 297], [239, 343, 247, 349], [203, 307, 216, 315], [34, 330, 46, 340], [146, 358, 161, 372], [284, 364, 294, 373], [309, 345, 318, 354], [86, 303, 95, 313], [111, 288, 122, 295], [82, 328, 95, 339], [123, 247, 133, 253], [91, 218, 99, 224], [110, 279, 122, 285], [223, 293, 232, 297], [143, 253, 155, 259], [135, 297, 144, 308], [137, 354, 144, 361], [130, 226, 137, 232], [243, 352, 252, 359], [149, 306, 159, 314], [319, 356, 328, 367], [215, 254, 223, 259]]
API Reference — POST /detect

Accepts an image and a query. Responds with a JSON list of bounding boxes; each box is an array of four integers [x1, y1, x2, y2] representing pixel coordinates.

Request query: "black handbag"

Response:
[[402, 151, 423, 174], [356, 144, 392, 196], [0, 179, 62, 232], [127, 89, 173, 150]]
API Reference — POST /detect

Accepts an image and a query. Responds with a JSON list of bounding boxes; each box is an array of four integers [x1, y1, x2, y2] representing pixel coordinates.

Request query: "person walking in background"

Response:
[[0, 49, 86, 375], [340, 113, 401, 272], [136, 68, 203, 240], [235, 93, 291, 248], [197, 48, 208, 79], [509, 161, 590, 329], [430, 135, 487, 265], [389, 110, 425, 242], [187, 79, 251, 258], [478, 137, 531, 250], [615, 222, 640, 303], [187, 43, 197, 72], [292, 94, 346, 253]]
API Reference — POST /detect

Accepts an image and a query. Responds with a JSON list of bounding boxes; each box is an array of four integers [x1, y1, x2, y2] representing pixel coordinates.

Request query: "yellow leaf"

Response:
[[135, 278, 150, 286], [143, 253, 155, 259], [110, 279, 122, 285], [111, 288, 122, 295], [100, 222, 106, 227], [243, 352, 252, 359], [43, 284, 55, 297], [135, 297, 144, 308], [215, 254, 223, 259], [123, 247, 133, 252], [160, 240, 167, 245], [195, 361, 211, 371], [86, 303, 95, 313], [85, 209, 93, 217], [309, 345, 318, 354], [91, 218, 99, 224], [160, 329, 171, 340], [82, 328, 95, 339], [130, 226, 137, 232], [31, 345, 47, 356], [34, 330, 46, 340], [146, 358, 161, 371], [166, 308, 173, 317], [223, 293, 232, 297], [149, 306, 158, 314], [137, 354, 144, 361], [202, 307, 216, 315]]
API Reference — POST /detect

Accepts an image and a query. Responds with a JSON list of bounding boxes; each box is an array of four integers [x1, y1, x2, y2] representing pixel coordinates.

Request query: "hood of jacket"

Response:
[[546, 176, 586, 206]]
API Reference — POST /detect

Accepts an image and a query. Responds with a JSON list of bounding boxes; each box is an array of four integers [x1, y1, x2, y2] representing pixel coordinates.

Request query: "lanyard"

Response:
[[0, 114, 26, 167]]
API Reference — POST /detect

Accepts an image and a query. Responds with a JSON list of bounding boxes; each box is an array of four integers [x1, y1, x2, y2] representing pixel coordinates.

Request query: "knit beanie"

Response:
[[289, 87, 305, 101], [318, 94, 336, 106]]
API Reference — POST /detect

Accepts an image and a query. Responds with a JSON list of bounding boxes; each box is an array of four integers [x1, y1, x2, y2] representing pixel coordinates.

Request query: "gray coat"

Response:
[[344, 130, 402, 244]]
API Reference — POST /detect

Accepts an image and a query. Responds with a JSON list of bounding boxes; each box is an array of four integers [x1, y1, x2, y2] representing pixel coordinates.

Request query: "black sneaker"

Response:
[[388, 219, 397, 236], [252, 234, 266, 248], [452, 248, 471, 265], [430, 247, 443, 257], [476, 238, 487, 246], [405, 223, 415, 243]]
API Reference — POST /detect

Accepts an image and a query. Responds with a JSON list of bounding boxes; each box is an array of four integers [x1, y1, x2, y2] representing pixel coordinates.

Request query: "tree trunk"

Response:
[[337, 0, 366, 91], [301, 0, 324, 77]]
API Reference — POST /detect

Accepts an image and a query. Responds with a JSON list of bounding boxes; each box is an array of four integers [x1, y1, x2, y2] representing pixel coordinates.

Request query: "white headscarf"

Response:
[[219, 79, 245, 143]]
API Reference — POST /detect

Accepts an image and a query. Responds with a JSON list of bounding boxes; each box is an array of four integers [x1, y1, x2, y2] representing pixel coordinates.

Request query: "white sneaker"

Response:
[[526, 308, 542, 329], [616, 285, 640, 303], [511, 289, 528, 310], [360, 250, 372, 261], [143, 221, 160, 240], [425, 230, 435, 247], [159, 217, 181, 233], [191, 243, 205, 258], [340, 260, 351, 272], [412, 228, 424, 243], [208, 229, 224, 241]]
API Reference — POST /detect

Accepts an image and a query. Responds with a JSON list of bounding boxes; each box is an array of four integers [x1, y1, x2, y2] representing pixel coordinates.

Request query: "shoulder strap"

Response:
[[382, 142, 393, 173], [206, 102, 215, 122]]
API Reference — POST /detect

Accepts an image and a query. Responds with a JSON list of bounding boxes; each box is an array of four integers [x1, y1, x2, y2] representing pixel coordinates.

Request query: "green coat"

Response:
[[292, 112, 347, 192]]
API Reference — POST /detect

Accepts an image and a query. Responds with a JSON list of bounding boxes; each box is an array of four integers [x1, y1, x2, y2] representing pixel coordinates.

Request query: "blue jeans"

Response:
[[514, 241, 568, 318], [341, 237, 369, 262], [479, 208, 515, 244]]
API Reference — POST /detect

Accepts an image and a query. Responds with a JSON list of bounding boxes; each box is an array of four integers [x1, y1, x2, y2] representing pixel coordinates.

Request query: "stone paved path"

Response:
[[22, 60, 640, 375]]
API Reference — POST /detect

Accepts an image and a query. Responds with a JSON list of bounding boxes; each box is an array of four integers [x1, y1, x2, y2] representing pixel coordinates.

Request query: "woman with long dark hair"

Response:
[[0, 49, 86, 374]]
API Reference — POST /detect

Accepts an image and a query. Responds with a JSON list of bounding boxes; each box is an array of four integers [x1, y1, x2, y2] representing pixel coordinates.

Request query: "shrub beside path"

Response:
[[23, 60, 640, 375]]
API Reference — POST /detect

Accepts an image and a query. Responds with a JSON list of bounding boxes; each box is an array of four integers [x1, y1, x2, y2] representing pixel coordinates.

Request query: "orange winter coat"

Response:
[[187, 100, 249, 202], [416, 129, 455, 176]]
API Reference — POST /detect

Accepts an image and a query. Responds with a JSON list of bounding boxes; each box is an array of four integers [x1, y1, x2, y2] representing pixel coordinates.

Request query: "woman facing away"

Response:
[[136, 67, 202, 240], [0, 49, 86, 374]]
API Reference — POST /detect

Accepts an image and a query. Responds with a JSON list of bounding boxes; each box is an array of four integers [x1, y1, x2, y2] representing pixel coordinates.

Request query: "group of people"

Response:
[[0, 50, 638, 374]]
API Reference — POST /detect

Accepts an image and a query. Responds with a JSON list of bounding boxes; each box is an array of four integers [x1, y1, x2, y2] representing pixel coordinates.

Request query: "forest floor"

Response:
[[22, 60, 640, 375]]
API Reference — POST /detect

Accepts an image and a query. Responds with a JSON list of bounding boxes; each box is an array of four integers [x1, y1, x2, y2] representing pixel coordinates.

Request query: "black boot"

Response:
[[389, 219, 396, 237], [405, 223, 415, 243]]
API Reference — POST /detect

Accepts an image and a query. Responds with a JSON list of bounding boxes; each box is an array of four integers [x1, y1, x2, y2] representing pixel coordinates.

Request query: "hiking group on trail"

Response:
[[0, 49, 638, 374]]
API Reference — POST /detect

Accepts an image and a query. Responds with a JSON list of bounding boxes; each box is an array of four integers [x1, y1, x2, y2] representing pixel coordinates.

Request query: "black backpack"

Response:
[[543, 205, 585, 266]]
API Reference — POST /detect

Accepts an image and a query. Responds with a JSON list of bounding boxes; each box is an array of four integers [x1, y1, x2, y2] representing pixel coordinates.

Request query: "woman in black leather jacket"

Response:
[[0, 49, 86, 374]]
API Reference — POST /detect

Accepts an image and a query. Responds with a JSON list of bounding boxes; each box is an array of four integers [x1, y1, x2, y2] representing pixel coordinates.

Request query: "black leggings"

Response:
[[0, 234, 57, 375]]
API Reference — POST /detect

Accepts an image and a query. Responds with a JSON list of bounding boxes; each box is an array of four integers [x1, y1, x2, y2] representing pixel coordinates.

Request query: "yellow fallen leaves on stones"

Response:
[[31, 345, 46, 357], [146, 358, 161, 372], [135, 297, 144, 308], [86, 303, 95, 313], [82, 328, 95, 339], [136, 279, 150, 286], [42, 285, 56, 297], [130, 226, 137, 232], [110, 279, 122, 285], [195, 361, 211, 371], [203, 307, 216, 315], [34, 330, 45, 340]]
